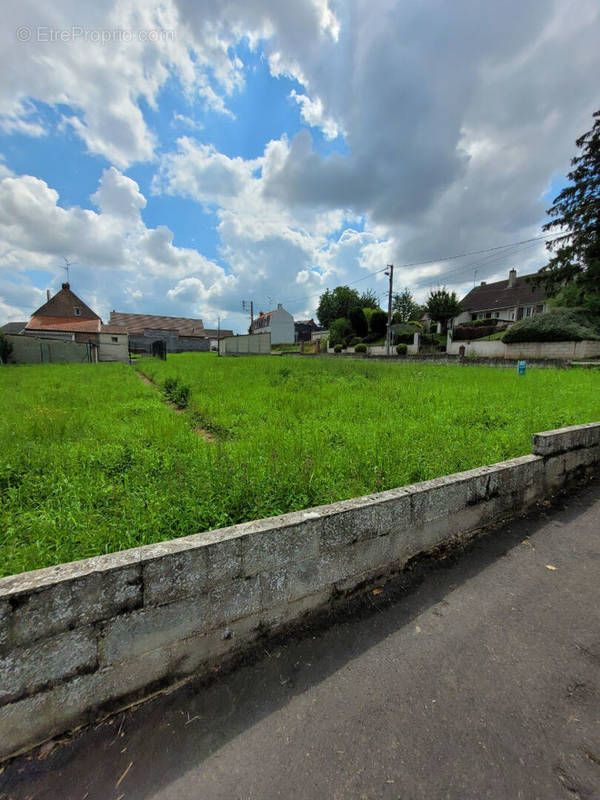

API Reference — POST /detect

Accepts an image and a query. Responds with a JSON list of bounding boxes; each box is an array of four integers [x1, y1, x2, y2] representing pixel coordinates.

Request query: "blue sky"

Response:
[[0, 0, 598, 329]]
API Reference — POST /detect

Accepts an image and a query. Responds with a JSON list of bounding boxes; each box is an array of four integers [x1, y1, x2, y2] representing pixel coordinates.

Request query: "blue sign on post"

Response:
[[518, 359, 526, 375]]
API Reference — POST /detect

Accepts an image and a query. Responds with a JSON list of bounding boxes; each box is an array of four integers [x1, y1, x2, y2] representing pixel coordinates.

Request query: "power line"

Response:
[[411, 238, 543, 288], [391, 233, 556, 272], [277, 232, 559, 309]]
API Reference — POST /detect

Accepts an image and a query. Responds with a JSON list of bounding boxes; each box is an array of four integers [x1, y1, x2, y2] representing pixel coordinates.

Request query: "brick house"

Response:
[[25, 283, 129, 362]]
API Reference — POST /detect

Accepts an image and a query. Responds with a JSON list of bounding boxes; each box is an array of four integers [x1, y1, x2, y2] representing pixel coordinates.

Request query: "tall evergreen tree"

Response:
[[359, 289, 380, 309], [533, 109, 600, 315]]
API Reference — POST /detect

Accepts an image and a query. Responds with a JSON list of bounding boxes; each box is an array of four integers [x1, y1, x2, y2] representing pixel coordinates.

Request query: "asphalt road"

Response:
[[2, 480, 600, 800]]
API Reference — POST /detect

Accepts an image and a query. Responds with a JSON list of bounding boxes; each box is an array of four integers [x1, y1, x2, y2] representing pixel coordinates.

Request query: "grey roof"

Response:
[[1, 322, 27, 334], [459, 272, 546, 312]]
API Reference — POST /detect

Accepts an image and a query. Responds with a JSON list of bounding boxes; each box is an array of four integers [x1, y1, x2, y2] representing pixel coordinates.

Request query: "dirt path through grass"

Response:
[[134, 368, 216, 442]]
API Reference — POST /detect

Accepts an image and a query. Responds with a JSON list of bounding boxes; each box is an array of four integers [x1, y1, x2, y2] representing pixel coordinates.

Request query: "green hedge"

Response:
[[502, 309, 600, 343], [453, 325, 498, 341]]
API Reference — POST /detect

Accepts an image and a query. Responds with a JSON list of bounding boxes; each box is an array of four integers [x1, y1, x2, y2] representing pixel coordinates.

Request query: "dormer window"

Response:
[[73, 307, 81, 316]]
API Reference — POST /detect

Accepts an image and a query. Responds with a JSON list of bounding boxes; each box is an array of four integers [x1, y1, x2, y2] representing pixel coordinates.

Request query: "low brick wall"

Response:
[[1, 422, 599, 760]]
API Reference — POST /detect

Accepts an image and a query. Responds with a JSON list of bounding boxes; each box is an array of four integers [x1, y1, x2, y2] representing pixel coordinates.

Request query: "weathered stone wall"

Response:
[[1, 422, 599, 760]]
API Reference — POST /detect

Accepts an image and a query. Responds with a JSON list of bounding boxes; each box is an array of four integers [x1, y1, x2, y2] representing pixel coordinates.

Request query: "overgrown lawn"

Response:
[[1, 355, 599, 576]]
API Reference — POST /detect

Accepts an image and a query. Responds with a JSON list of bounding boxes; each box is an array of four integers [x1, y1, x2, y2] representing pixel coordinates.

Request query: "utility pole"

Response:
[[242, 300, 254, 332], [217, 316, 221, 357], [385, 264, 394, 356], [473, 268, 478, 288]]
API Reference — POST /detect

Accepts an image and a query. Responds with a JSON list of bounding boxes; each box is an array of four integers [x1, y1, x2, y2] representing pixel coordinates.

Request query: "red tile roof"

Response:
[[100, 324, 128, 334], [26, 316, 101, 333]]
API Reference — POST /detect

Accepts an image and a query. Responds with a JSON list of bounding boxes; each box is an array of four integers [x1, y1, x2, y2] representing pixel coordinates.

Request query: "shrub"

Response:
[[0, 332, 13, 364], [396, 343, 407, 356], [466, 318, 499, 328], [329, 317, 353, 347], [370, 310, 388, 336], [363, 332, 379, 343], [349, 336, 363, 346], [172, 384, 191, 408], [502, 309, 600, 343], [333, 344, 343, 353], [163, 377, 191, 408], [349, 307, 368, 338], [419, 333, 437, 346], [408, 320, 423, 331], [394, 333, 414, 345], [453, 325, 497, 341], [354, 343, 367, 353]]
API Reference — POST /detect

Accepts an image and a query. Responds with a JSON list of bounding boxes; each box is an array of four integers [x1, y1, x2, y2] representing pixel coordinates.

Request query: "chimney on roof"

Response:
[[62, 282, 70, 290], [480, 281, 486, 286], [46, 289, 51, 301], [508, 268, 517, 288], [277, 303, 283, 310]]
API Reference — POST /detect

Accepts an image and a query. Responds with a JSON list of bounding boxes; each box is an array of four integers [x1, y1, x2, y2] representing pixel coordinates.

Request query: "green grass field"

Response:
[[1, 355, 599, 576]]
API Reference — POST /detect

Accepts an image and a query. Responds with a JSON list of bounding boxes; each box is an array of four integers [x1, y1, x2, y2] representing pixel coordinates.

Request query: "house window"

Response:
[[73, 307, 81, 316], [536, 304, 544, 313], [493, 312, 499, 318], [510, 311, 515, 320], [484, 312, 491, 319], [525, 306, 533, 317], [111, 336, 118, 343]]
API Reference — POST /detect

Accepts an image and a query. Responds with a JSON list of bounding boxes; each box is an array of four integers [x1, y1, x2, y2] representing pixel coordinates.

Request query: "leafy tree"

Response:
[[359, 289, 380, 309], [0, 332, 12, 364], [348, 306, 368, 338], [425, 288, 461, 332], [328, 317, 353, 347], [392, 287, 420, 323], [531, 109, 600, 315], [369, 309, 388, 337], [316, 286, 362, 328]]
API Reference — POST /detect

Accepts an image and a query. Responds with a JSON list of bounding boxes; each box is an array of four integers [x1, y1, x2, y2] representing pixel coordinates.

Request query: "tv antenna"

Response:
[[62, 257, 74, 283]]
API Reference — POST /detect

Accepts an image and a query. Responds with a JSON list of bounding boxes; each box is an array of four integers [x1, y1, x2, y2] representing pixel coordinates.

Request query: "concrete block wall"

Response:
[[446, 338, 600, 360], [1, 422, 599, 760], [219, 332, 271, 355], [6, 334, 91, 364]]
